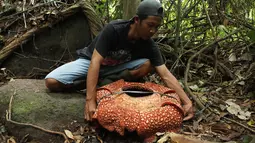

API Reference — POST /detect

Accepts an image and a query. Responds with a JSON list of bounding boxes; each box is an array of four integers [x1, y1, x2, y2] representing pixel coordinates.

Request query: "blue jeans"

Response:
[[45, 58, 148, 84]]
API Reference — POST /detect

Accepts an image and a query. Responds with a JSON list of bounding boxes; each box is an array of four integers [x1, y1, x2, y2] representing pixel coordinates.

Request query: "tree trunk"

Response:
[[122, 0, 140, 20]]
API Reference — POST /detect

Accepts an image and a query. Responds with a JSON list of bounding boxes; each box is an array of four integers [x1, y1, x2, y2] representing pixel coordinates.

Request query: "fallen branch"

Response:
[[184, 29, 240, 110], [5, 91, 70, 143], [0, 26, 41, 64], [0, 7, 77, 63], [0, 1, 102, 64]]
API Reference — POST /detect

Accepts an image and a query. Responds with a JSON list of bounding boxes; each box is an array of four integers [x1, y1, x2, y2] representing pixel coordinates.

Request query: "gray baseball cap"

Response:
[[136, 0, 164, 18]]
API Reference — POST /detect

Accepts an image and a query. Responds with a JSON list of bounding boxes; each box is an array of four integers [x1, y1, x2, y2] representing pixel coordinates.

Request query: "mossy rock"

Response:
[[0, 79, 86, 142]]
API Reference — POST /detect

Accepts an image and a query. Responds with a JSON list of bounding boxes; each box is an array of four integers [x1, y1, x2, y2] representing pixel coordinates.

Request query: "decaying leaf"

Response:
[[229, 53, 237, 61], [73, 126, 84, 136], [240, 53, 253, 61], [225, 99, 251, 120], [237, 110, 251, 120], [237, 81, 245, 85], [216, 87, 222, 92], [157, 132, 215, 143], [74, 135, 83, 140], [64, 129, 74, 140], [30, 0, 35, 5], [1, 68, 7, 76], [9, 78, 15, 82], [79, 126, 85, 135], [157, 133, 170, 143], [211, 122, 242, 141], [189, 84, 199, 91], [211, 122, 231, 134], [74, 135, 84, 143], [219, 104, 227, 111], [219, 131, 242, 141], [207, 70, 213, 75], [7, 137, 16, 143]]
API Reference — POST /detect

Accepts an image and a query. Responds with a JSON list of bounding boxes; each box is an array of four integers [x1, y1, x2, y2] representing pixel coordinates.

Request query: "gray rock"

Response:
[[0, 79, 86, 143], [0, 79, 143, 143]]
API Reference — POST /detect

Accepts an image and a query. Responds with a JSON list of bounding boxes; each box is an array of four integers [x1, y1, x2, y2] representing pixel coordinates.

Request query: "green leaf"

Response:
[[247, 119, 255, 127], [217, 25, 228, 38], [247, 92, 255, 98], [241, 135, 255, 143], [247, 30, 255, 42], [0, 35, 3, 41], [0, 125, 6, 133]]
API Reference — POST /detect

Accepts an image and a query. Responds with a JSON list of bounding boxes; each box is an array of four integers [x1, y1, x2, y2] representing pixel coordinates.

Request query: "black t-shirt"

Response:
[[77, 19, 164, 67]]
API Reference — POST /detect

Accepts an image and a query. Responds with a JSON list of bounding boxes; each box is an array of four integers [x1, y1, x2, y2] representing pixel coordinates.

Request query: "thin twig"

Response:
[[5, 91, 70, 143], [223, 117, 255, 133], [47, 29, 73, 69], [201, 54, 235, 79], [13, 52, 66, 64], [206, 97, 255, 134], [184, 29, 240, 110], [0, 1, 72, 21], [64, 29, 74, 61], [209, 45, 218, 79], [208, 105, 255, 133], [7, 90, 15, 120], [23, 0, 27, 28], [202, 0, 215, 38]]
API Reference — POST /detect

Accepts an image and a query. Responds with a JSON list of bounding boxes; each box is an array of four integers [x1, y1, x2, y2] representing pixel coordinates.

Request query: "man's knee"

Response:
[[45, 78, 65, 92], [143, 60, 153, 70], [131, 60, 154, 78]]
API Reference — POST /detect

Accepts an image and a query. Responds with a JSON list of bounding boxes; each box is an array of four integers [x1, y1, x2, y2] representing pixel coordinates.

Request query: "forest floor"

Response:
[[0, 71, 254, 143]]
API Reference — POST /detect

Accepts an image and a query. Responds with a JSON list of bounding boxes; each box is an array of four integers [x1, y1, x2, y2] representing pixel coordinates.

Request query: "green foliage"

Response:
[[217, 25, 228, 38], [92, 0, 122, 23], [108, 1, 122, 20], [247, 30, 255, 42], [230, 0, 255, 14], [93, 0, 255, 52], [241, 135, 255, 143]]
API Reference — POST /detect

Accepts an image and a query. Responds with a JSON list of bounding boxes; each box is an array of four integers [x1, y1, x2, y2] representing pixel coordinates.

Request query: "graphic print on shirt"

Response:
[[101, 49, 131, 66]]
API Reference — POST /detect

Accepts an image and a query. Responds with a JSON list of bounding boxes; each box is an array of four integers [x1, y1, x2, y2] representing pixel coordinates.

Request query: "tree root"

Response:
[[183, 28, 255, 134], [5, 91, 70, 143], [184, 29, 240, 110]]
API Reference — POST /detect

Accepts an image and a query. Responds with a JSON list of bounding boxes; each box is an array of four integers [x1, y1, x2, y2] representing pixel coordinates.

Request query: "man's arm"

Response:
[[85, 49, 104, 121], [155, 64, 194, 120]]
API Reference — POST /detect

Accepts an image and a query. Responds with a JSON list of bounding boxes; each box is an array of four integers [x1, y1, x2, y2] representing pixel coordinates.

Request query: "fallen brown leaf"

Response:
[[157, 132, 215, 143]]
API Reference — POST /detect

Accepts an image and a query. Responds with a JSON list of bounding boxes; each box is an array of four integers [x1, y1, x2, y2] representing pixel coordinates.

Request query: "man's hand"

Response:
[[155, 65, 194, 121], [85, 98, 97, 121], [182, 102, 194, 121]]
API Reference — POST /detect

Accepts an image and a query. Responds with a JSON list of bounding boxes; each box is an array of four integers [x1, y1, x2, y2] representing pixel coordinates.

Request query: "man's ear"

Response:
[[133, 16, 139, 24]]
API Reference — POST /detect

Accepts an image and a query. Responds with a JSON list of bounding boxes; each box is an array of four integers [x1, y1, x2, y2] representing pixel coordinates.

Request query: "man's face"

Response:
[[136, 16, 162, 40]]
